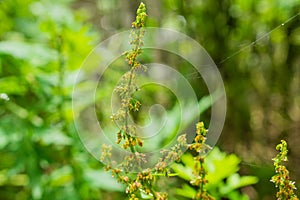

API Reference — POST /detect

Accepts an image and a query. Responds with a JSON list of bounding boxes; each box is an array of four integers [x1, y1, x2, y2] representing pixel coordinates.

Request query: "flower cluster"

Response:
[[189, 122, 215, 200], [126, 169, 155, 195], [121, 152, 147, 172], [111, 2, 147, 152], [100, 144, 113, 171], [271, 140, 299, 200], [155, 134, 187, 174], [111, 165, 169, 200], [100, 3, 170, 199], [100, 3, 217, 200], [131, 2, 147, 29]]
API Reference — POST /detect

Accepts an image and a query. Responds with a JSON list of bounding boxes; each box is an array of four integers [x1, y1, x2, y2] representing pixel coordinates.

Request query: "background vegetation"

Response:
[[0, 0, 299, 199]]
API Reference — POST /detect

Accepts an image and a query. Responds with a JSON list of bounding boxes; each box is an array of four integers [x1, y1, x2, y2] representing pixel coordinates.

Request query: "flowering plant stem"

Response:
[[101, 3, 215, 200], [271, 140, 299, 200], [111, 2, 147, 152], [189, 122, 215, 200]]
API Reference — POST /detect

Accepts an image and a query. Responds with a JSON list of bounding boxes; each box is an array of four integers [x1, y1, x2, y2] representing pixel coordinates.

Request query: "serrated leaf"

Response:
[[205, 148, 241, 188], [226, 174, 259, 191]]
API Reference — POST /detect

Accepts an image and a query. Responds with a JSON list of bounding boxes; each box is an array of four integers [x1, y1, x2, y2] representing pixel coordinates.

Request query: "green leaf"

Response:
[[0, 41, 57, 66], [220, 173, 258, 194], [0, 128, 8, 149], [30, 2, 74, 27], [84, 169, 124, 192], [49, 166, 73, 186], [180, 153, 195, 166], [175, 184, 196, 198], [171, 162, 193, 181], [198, 94, 212, 114], [32, 184, 43, 199], [226, 190, 250, 200], [171, 153, 194, 180], [140, 190, 154, 199], [0, 76, 27, 95], [32, 128, 72, 146], [205, 148, 241, 188]]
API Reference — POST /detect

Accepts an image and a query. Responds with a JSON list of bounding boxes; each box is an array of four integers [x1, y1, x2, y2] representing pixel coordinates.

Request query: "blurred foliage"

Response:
[[172, 148, 258, 200], [0, 0, 124, 199], [1, 0, 300, 200]]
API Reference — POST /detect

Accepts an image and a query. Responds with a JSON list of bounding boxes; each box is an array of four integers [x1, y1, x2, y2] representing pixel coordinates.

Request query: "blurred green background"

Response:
[[0, 0, 299, 199]]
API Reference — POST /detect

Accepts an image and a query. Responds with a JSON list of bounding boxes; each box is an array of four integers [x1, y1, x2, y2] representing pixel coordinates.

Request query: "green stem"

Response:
[[199, 157, 204, 200], [124, 28, 143, 154], [56, 35, 66, 125], [125, 69, 136, 153]]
